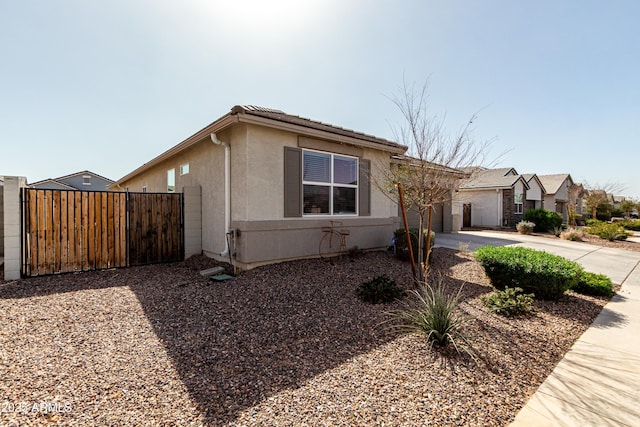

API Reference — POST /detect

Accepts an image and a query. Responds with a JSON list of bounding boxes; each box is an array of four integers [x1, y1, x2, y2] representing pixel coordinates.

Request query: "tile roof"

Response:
[[537, 174, 572, 195], [459, 167, 525, 190], [232, 105, 406, 151]]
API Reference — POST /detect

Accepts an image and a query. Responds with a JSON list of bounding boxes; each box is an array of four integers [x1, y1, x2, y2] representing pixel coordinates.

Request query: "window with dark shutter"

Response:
[[285, 146, 371, 217], [284, 147, 302, 217]]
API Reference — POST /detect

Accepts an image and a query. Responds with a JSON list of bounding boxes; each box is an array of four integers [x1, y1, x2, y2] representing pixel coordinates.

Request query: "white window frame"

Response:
[[82, 175, 91, 186], [142, 186, 148, 193], [167, 168, 176, 193], [515, 202, 523, 214], [302, 149, 358, 217], [514, 192, 523, 214], [180, 163, 190, 175]]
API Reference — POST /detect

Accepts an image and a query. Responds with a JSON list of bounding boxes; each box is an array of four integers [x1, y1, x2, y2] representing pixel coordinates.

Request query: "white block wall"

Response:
[[3, 176, 26, 280], [183, 185, 202, 258]]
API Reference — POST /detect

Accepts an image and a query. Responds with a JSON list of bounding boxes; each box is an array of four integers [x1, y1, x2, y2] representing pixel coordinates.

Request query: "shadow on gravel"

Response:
[[127, 254, 407, 426]]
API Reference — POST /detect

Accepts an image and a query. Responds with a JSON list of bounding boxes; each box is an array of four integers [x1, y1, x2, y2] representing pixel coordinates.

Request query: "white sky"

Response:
[[1, 0, 638, 197]]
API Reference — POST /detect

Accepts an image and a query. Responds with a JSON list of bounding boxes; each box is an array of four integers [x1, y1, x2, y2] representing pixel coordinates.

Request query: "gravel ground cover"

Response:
[[0, 248, 609, 426]]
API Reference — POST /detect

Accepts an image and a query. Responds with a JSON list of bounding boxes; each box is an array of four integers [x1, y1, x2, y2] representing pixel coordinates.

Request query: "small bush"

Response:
[[516, 220, 535, 234], [393, 228, 436, 263], [475, 246, 583, 300], [358, 275, 406, 304], [552, 226, 563, 237], [620, 220, 640, 231], [482, 287, 535, 317], [560, 228, 584, 241], [523, 209, 563, 232], [386, 278, 476, 360], [586, 222, 628, 241], [573, 272, 614, 297]]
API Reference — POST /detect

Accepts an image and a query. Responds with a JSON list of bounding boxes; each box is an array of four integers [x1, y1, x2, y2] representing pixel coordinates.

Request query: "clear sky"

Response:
[[1, 0, 638, 198]]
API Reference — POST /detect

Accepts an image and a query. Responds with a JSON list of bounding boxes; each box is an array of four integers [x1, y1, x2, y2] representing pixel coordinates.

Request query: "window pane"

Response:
[[167, 168, 175, 193], [303, 151, 331, 183], [333, 156, 357, 185], [333, 187, 356, 214], [304, 185, 330, 214]]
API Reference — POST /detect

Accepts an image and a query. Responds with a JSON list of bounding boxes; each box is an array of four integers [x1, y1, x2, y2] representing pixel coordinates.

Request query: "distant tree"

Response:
[[620, 199, 638, 218], [583, 182, 624, 220], [374, 79, 495, 281], [566, 183, 585, 226]]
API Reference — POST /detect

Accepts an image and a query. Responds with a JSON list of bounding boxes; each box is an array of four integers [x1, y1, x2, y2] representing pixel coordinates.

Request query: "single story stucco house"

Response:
[[454, 167, 530, 228], [538, 173, 574, 223], [110, 105, 409, 270]]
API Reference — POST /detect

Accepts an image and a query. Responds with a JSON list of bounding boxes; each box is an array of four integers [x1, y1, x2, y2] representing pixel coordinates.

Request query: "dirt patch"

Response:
[[0, 249, 609, 426]]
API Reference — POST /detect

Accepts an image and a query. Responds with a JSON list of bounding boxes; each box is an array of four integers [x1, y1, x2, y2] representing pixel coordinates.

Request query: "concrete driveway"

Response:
[[436, 231, 640, 426]]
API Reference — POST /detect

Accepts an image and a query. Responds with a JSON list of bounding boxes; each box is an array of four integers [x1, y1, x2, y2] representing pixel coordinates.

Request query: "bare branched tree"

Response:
[[374, 79, 496, 281], [566, 183, 585, 226], [582, 182, 626, 220]]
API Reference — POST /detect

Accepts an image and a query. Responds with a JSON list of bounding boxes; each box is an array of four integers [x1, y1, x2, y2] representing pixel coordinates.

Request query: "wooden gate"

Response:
[[127, 192, 183, 266], [22, 189, 183, 277]]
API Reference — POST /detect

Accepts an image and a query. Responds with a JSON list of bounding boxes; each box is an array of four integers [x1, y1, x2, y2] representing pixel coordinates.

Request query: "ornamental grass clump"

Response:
[[560, 227, 585, 241], [475, 246, 583, 300], [516, 220, 535, 234], [386, 276, 476, 361]]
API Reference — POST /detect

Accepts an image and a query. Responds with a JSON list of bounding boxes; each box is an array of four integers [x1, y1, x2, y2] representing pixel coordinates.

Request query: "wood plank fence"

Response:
[[21, 189, 183, 277]]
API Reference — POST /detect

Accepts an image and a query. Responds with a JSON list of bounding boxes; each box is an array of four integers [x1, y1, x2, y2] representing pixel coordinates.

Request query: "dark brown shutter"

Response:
[[284, 147, 302, 217], [359, 158, 371, 216]]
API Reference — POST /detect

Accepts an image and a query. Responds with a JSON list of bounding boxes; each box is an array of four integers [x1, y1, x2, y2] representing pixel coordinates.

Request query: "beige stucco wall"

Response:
[[117, 133, 228, 255], [456, 190, 502, 227], [526, 180, 543, 202], [117, 122, 401, 269]]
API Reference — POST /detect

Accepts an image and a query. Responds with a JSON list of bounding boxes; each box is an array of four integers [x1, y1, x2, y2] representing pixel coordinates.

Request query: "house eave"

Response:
[[110, 114, 238, 189]]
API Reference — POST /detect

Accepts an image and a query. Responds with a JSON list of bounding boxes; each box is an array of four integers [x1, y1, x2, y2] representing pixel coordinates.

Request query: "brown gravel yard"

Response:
[[0, 248, 610, 426]]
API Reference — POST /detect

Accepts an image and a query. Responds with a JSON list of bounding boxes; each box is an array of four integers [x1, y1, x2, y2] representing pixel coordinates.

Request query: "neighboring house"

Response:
[[110, 105, 408, 270], [454, 167, 530, 228], [30, 170, 114, 191], [521, 174, 546, 211], [392, 156, 468, 233], [613, 195, 624, 209], [537, 174, 574, 223]]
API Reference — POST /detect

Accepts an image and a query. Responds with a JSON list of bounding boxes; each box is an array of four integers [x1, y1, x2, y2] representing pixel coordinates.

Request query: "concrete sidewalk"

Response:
[[436, 231, 640, 426]]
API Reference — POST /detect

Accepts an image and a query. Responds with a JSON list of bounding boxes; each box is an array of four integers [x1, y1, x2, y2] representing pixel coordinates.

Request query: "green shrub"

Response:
[[523, 209, 563, 232], [620, 220, 640, 231], [393, 228, 436, 263], [358, 275, 406, 304], [482, 287, 535, 317], [573, 272, 614, 297], [585, 219, 602, 227], [586, 222, 628, 241], [516, 220, 535, 234], [475, 246, 583, 300], [387, 278, 476, 360]]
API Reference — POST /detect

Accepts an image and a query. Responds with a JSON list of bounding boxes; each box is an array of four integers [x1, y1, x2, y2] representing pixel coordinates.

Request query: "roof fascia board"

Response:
[[237, 114, 407, 154]]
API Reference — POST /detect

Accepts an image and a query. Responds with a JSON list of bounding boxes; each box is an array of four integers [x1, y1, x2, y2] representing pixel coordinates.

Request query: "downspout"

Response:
[[210, 133, 231, 256]]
